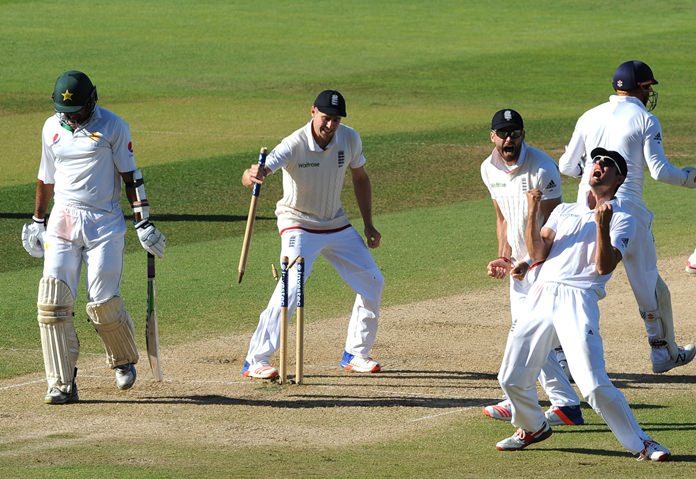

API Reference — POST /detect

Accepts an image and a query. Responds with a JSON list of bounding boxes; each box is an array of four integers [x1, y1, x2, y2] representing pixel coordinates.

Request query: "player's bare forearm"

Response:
[[34, 180, 53, 219], [351, 167, 380, 248], [525, 189, 546, 261]]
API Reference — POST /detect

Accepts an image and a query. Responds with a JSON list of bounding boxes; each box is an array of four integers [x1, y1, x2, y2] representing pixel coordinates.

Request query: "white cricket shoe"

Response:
[[495, 422, 553, 451], [44, 384, 79, 405], [652, 344, 696, 373], [638, 440, 670, 462], [115, 363, 137, 390], [483, 399, 513, 421], [340, 351, 381, 373], [242, 361, 279, 380], [686, 250, 696, 274]]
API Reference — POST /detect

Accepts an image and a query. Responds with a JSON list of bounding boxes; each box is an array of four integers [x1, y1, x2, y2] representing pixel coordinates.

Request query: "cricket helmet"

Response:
[[52, 70, 98, 113], [612, 61, 658, 91]]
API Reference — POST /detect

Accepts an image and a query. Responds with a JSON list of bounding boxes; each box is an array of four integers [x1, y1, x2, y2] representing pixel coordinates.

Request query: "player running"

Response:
[[559, 60, 696, 374]]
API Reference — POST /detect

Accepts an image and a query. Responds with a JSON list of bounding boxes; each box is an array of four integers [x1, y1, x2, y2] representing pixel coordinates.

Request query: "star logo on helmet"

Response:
[[61, 90, 74, 102]]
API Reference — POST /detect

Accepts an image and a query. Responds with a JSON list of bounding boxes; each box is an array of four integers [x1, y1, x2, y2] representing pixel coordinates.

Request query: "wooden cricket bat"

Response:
[[237, 147, 268, 284], [146, 252, 163, 381]]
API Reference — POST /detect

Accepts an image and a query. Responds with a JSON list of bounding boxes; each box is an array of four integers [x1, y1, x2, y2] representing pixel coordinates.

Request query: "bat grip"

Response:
[[251, 147, 268, 197], [147, 252, 155, 278]]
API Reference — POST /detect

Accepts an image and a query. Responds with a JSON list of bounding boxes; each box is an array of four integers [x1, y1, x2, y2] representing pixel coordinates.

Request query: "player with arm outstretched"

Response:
[[558, 60, 695, 374]]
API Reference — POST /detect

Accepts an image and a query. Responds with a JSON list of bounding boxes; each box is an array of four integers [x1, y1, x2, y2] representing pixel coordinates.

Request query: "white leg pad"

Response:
[[37, 277, 79, 391], [86, 296, 139, 368]]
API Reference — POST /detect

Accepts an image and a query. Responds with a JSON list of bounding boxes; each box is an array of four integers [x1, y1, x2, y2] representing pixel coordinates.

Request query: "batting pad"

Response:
[[37, 276, 79, 390], [86, 296, 139, 368], [656, 276, 678, 358]]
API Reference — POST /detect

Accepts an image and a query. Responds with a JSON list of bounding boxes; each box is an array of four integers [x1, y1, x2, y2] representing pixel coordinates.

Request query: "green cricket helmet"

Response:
[[52, 70, 98, 113]]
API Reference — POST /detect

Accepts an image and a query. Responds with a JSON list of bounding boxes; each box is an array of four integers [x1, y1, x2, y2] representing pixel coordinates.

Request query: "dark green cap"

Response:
[[52, 71, 96, 113]]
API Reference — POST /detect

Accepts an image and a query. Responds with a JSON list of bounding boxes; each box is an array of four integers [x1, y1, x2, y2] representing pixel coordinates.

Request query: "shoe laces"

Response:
[[638, 440, 660, 459]]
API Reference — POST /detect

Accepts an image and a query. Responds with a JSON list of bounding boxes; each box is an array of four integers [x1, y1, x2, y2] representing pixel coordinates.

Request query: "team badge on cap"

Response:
[[491, 108, 524, 130], [313, 90, 347, 117], [61, 90, 74, 102]]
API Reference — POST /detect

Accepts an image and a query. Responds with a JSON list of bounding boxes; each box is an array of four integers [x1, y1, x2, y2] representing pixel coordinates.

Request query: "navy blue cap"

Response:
[[314, 90, 347, 117], [491, 109, 524, 130], [612, 61, 658, 91]]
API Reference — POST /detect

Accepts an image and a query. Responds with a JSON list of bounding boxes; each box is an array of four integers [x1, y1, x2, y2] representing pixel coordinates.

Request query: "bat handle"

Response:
[[147, 252, 155, 278], [251, 147, 268, 197]]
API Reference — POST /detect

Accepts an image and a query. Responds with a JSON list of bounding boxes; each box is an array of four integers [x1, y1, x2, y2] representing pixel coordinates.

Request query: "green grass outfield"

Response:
[[1, 1, 695, 477]]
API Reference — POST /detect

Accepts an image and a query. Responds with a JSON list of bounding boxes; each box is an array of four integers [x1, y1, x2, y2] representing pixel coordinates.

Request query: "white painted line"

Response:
[[0, 379, 45, 390], [408, 408, 467, 422]]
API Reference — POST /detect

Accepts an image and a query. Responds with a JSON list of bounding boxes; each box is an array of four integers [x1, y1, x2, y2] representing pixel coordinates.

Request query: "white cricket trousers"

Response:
[[499, 282, 652, 453], [616, 198, 659, 313], [509, 275, 580, 408], [43, 204, 126, 302], [245, 226, 384, 366]]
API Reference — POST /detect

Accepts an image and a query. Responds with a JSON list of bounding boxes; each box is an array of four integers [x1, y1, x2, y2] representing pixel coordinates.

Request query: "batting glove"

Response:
[[135, 219, 166, 258], [21, 216, 46, 258]]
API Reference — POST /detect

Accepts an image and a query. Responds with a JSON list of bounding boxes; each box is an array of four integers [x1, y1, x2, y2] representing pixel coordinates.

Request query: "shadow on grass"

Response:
[[544, 447, 696, 463], [608, 372, 696, 388], [79, 394, 489, 409], [72, 369, 696, 418]]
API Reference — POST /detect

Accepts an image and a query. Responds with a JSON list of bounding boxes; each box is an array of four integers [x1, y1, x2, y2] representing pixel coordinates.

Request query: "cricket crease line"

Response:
[[0, 379, 45, 390], [408, 408, 468, 423]]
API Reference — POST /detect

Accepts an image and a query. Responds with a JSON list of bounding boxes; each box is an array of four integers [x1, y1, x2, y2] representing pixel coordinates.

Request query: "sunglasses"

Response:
[[592, 155, 623, 174], [493, 129, 523, 140]]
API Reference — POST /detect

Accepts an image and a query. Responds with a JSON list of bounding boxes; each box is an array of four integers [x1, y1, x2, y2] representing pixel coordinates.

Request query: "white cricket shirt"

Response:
[[535, 198, 635, 298], [38, 106, 136, 213], [559, 95, 687, 205], [481, 144, 562, 260], [266, 121, 366, 232]]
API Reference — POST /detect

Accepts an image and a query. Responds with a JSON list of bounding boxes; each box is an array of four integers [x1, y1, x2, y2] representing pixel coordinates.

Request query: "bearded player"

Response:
[[481, 109, 584, 427]]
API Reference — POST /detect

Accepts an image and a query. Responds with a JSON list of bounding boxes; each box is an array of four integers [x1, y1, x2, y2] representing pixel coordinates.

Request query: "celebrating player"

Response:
[[21, 71, 166, 404], [559, 60, 696, 373], [480, 109, 583, 426], [496, 148, 670, 462], [240, 90, 384, 379]]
